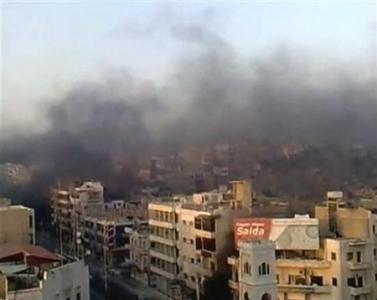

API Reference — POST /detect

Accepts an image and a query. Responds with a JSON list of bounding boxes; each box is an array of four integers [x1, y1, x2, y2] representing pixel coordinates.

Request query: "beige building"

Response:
[[147, 180, 253, 299], [148, 200, 181, 299], [228, 191, 377, 300], [51, 181, 104, 255], [0, 203, 35, 245], [130, 225, 150, 284]]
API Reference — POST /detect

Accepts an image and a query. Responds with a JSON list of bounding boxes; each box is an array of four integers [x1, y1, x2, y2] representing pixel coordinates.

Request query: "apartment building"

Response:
[[130, 225, 150, 285], [51, 181, 104, 254], [228, 191, 377, 300], [80, 215, 140, 267], [0, 244, 89, 300], [0, 202, 35, 245], [179, 200, 249, 298], [147, 180, 253, 299], [148, 200, 181, 299]]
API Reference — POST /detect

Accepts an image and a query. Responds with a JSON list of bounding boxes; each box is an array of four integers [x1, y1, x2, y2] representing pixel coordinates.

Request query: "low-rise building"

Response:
[[0, 244, 89, 300], [0, 203, 35, 245]]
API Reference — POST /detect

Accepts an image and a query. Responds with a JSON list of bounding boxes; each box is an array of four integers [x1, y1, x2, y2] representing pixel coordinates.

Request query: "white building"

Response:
[[0, 245, 89, 300]]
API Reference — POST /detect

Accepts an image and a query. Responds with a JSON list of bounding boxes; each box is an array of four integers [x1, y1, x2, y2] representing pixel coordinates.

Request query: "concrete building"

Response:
[[80, 215, 141, 267], [179, 199, 249, 298], [147, 180, 253, 299], [51, 181, 104, 255], [235, 240, 277, 300], [130, 225, 150, 284], [228, 191, 377, 300], [0, 203, 35, 245], [148, 200, 181, 299], [0, 244, 89, 300]]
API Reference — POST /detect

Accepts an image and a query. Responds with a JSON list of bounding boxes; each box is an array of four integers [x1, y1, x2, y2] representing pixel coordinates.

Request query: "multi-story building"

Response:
[[228, 191, 377, 300], [0, 202, 35, 245], [51, 181, 104, 255], [147, 180, 254, 299], [179, 199, 249, 298], [235, 240, 277, 300], [130, 225, 150, 284], [80, 215, 141, 267], [148, 200, 181, 299], [0, 244, 89, 300]]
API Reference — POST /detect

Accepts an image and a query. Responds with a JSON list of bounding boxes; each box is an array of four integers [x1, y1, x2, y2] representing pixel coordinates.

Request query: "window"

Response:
[[374, 248, 376, 258], [183, 237, 187, 243], [276, 274, 279, 283], [311, 276, 323, 286], [29, 215, 33, 228], [76, 293, 81, 300], [190, 239, 194, 244], [184, 273, 188, 279], [244, 262, 250, 274], [375, 273, 377, 281], [258, 262, 269, 275], [356, 251, 361, 263], [347, 277, 356, 287], [332, 278, 337, 286], [183, 220, 187, 225], [373, 224, 376, 234], [347, 252, 353, 261], [191, 276, 195, 282], [190, 258, 195, 263], [356, 276, 363, 287], [331, 252, 336, 260]]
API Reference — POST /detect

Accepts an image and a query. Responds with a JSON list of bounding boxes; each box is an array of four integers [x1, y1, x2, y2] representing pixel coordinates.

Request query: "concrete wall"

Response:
[[0, 206, 34, 245], [42, 260, 89, 300]]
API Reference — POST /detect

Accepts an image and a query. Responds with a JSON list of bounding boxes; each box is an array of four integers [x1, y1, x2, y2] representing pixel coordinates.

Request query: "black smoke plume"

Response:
[[1, 8, 376, 204]]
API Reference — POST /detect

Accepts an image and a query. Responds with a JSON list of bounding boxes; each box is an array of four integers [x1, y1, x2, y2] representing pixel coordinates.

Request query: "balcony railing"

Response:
[[278, 284, 331, 294], [347, 262, 371, 271], [349, 285, 372, 296]]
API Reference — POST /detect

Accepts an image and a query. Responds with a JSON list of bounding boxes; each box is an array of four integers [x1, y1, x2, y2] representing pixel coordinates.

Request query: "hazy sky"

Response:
[[1, 1, 376, 132]]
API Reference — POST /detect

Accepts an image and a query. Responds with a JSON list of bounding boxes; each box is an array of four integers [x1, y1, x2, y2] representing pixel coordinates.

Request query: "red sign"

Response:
[[234, 218, 272, 247]]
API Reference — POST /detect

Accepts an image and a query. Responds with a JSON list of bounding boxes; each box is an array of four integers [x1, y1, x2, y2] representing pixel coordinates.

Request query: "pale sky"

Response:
[[1, 1, 376, 132]]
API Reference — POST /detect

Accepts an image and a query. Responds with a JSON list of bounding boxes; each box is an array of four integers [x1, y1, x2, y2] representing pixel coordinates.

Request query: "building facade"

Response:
[[0, 203, 35, 245], [228, 191, 377, 300]]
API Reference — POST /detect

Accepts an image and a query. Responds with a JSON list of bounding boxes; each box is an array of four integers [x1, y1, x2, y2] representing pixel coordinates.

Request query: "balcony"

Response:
[[276, 259, 331, 269], [150, 234, 176, 247], [228, 279, 239, 290], [194, 228, 216, 239], [349, 285, 372, 296], [278, 284, 331, 294], [347, 262, 371, 271], [149, 219, 175, 229], [348, 240, 367, 246], [150, 265, 176, 280], [227, 256, 239, 267], [150, 250, 176, 263]]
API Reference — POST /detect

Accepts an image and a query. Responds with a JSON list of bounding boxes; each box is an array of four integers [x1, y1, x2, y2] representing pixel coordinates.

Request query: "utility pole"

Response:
[[104, 246, 108, 291]]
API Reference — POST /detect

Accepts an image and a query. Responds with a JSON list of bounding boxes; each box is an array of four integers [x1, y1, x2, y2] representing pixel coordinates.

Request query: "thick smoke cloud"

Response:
[[1, 7, 376, 203]]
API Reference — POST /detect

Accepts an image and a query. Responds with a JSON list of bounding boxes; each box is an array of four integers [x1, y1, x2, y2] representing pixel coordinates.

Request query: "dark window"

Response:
[[356, 276, 363, 287], [346, 252, 353, 261], [76, 293, 81, 300], [195, 237, 202, 250], [347, 277, 356, 287], [331, 252, 336, 260], [202, 238, 216, 252], [375, 273, 377, 281], [244, 262, 250, 274], [332, 278, 337, 286], [311, 276, 323, 286], [29, 215, 33, 228], [356, 251, 361, 262]]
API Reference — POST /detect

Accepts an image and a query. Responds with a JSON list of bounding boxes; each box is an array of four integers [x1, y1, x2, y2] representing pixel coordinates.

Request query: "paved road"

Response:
[[89, 263, 167, 300]]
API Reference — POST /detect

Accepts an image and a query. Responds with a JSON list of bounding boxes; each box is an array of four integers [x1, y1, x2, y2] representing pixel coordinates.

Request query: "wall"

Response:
[[42, 260, 89, 300]]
